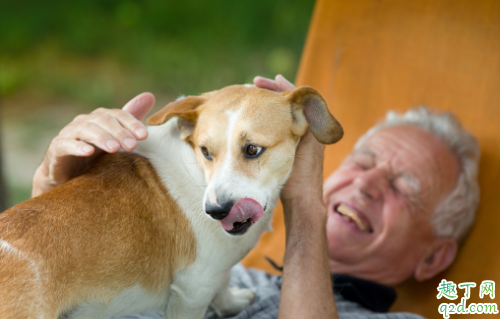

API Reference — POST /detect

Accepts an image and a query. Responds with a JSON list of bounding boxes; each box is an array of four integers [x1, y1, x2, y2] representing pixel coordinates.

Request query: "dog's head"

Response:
[[147, 85, 342, 236]]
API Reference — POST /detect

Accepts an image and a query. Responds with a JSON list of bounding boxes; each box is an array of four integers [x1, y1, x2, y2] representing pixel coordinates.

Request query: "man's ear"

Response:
[[284, 87, 343, 144], [414, 238, 458, 282], [146, 96, 206, 140]]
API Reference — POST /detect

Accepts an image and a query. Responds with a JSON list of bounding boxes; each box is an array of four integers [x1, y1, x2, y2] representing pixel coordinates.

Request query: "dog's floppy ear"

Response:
[[146, 96, 206, 140], [285, 87, 343, 144]]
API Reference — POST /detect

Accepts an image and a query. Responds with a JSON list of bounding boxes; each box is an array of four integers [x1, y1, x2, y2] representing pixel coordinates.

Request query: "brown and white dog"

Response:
[[0, 85, 343, 319]]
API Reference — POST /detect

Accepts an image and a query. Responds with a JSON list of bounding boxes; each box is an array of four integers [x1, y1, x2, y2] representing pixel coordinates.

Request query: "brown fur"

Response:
[[0, 153, 196, 318], [147, 85, 343, 183]]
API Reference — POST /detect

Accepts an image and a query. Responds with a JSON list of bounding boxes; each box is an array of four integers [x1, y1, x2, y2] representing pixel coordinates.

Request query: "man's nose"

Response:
[[354, 167, 388, 200]]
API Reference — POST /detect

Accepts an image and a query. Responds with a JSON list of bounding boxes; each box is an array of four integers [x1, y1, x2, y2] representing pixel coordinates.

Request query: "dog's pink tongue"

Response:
[[220, 198, 264, 231]]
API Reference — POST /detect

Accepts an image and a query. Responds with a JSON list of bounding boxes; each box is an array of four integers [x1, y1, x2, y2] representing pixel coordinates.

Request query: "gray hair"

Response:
[[355, 107, 480, 242]]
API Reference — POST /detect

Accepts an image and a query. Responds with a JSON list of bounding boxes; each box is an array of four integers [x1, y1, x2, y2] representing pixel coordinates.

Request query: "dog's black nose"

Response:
[[205, 200, 234, 220]]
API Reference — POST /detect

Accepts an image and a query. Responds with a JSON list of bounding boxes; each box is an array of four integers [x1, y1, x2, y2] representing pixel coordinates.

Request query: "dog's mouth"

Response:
[[226, 218, 253, 236], [221, 198, 263, 236]]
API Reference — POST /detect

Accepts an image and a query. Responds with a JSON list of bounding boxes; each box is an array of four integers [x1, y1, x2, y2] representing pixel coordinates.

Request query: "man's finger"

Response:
[[49, 138, 96, 160], [275, 74, 296, 92], [122, 92, 155, 121], [254, 76, 280, 91], [95, 108, 148, 141], [63, 122, 122, 153]]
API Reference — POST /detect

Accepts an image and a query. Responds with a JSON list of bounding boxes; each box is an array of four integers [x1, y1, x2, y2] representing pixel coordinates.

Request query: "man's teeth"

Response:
[[337, 204, 372, 233]]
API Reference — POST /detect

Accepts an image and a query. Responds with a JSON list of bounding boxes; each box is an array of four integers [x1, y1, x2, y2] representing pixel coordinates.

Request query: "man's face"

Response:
[[323, 125, 460, 286]]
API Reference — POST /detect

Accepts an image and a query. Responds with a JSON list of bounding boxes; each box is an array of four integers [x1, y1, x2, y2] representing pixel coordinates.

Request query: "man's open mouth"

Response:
[[335, 203, 373, 233], [220, 198, 264, 236]]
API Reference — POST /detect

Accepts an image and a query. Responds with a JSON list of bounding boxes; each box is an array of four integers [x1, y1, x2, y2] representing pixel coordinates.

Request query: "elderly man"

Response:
[[32, 75, 480, 319]]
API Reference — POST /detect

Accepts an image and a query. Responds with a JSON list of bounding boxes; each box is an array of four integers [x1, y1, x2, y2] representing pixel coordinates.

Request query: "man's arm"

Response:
[[279, 133, 338, 319], [254, 75, 338, 319], [280, 200, 337, 318]]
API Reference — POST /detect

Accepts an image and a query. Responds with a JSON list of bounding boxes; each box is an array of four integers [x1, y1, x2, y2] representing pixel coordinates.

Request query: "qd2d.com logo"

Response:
[[437, 279, 498, 318]]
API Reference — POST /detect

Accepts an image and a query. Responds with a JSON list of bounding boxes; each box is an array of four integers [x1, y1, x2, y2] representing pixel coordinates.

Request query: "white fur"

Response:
[[207, 187, 219, 206], [0, 239, 17, 255], [134, 118, 279, 318], [0, 238, 40, 282]]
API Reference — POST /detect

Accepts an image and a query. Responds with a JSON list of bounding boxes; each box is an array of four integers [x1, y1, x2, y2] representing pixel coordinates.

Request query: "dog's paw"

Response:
[[211, 287, 256, 317], [229, 288, 256, 311]]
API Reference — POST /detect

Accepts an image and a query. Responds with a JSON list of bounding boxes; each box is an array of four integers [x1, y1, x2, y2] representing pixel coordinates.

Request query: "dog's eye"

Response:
[[244, 145, 265, 158], [200, 146, 212, 160]]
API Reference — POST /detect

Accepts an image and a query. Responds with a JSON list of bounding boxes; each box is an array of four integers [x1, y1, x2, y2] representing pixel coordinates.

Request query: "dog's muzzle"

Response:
[[205, 198, 264, 236]]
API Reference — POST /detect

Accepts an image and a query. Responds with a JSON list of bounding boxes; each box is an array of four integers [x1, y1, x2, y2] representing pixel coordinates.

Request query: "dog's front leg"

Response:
[[210, 272, 256, 318]]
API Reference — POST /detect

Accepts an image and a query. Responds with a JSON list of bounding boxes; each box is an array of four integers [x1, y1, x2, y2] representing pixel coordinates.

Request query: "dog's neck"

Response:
[[135, 118, 206, 212]]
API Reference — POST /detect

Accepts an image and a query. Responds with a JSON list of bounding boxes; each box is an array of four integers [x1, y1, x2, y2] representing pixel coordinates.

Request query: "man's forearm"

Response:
[[278, 199, 338, 319]]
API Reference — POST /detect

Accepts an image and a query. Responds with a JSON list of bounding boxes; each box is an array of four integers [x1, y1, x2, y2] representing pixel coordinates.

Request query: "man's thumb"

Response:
[[122, 92, 156, 121]]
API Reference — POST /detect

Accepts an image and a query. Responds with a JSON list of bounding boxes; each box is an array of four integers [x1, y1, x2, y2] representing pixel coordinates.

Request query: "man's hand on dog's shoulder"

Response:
[[32, 93, 155, 198]]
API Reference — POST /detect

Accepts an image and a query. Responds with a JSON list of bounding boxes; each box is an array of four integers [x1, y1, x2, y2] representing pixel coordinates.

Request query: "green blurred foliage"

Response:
[[0, 0, 315, 104], [7, 184, 31, 208], [0, 0, 315, 205]]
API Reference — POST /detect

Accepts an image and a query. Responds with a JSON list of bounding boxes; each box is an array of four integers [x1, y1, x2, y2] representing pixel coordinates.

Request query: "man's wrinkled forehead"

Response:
[[350, 146, 420, 194], [357, 126, 434, 165], [357, 125, 459, 200], [357, 128, 431, 170]]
